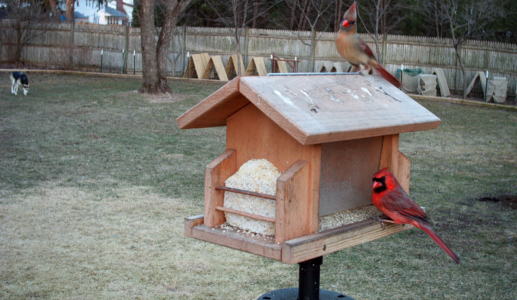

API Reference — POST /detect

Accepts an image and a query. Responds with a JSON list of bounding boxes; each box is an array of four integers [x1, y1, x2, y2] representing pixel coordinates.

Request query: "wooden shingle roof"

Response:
[[177, 75, 440, 145]]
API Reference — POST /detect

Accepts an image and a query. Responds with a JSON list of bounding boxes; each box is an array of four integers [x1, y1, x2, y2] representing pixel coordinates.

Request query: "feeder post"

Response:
[[121, 49, 125, 74], [133, 50, 136, 75], [485, 71, 489, 102], [299, 256, 323, 300], [186, 51, 190, 78], [100, 49, 103, 73]]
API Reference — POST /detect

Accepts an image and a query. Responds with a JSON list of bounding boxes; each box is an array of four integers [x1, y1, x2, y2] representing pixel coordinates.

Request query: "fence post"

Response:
[[182, 25, 187, 77], [244, 26, 250, 67], [123, 25, 129, 74], [68, 22, 75, 69], [310, 29, 317, 72], [382, 34, 387, 65]]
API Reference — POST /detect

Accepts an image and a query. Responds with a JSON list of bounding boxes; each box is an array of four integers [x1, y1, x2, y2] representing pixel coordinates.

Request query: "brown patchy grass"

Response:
[[1, 73, 516, 299]]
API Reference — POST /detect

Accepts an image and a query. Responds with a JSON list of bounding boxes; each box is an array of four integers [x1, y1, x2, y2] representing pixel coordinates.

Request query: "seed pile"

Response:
[[318, 204, 381, 231], [223, 159, 280, 236]]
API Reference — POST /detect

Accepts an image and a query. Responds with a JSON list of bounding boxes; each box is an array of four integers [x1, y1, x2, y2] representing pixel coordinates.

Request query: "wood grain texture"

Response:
[[275, 160, 314, 244], [397, 151, 411, 194], [184, 215, 204, 237], [176, 77, 248, 129], [281, 218, 413, 264], [239, 75, 441, 145], [183, 53, 210, 79], [204, 149, 237, 227], [215, 206, 276, 223], [245, 57, 268, 76], [225, 104, 322, 232], [192, 224, 282, 261], [276, 59, 289, 73], [225, 55, 246, 77], [202, 56, 228, 81], [215, 185, 276, 200]]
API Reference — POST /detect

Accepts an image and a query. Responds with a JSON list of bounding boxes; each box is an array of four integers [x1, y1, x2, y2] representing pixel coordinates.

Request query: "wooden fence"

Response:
[[1, 21, 516, 97]]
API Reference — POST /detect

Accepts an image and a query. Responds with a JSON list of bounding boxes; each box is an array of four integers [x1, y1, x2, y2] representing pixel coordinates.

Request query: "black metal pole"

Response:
[[298, 256, 322, 300], [257, 255, 353, 300]]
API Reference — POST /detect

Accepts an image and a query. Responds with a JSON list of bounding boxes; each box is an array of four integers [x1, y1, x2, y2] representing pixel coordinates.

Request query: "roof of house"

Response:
[[75, 11, 88, 19], [177, 75, 440, 145], [99, 6, 127, 17]]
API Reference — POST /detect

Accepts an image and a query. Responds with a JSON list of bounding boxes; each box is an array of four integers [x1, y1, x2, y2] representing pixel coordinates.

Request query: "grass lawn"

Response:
[[1, 73, 516, 299]]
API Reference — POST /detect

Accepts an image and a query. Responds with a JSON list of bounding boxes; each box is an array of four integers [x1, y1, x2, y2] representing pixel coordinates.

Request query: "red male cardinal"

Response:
[[336, 2, 401, 88], [372, 168, 460, 264]]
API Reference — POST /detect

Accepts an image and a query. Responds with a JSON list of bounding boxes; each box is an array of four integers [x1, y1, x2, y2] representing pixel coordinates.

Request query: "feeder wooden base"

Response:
[[184, 214, 413, 264]]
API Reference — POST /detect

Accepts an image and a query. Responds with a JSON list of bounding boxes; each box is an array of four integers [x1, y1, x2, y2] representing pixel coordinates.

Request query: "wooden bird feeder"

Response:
[[178, 74, 440, 265]]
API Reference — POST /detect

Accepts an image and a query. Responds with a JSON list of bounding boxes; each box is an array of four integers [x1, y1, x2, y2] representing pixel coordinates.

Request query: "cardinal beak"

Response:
[[342, 19, 350, 28], [373, 181, 382, 189]]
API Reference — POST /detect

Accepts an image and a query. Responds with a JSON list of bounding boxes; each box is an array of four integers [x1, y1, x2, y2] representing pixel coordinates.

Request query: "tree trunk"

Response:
[[252, 0, 259, 28], [290, 0, 298, 30], [48, 0, 60, 22], [140, 0, 192, 94], [65, 0, 75, 23], [139, 0, 160, 93]]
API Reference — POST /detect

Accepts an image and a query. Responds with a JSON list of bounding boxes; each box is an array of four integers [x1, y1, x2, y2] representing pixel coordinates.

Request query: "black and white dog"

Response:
[[10, 71, 30, 96]]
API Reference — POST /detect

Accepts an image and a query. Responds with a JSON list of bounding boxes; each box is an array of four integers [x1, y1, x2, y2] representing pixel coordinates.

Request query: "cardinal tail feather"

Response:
[[421, 225, 460, 264], [375, 65, 402, 88]]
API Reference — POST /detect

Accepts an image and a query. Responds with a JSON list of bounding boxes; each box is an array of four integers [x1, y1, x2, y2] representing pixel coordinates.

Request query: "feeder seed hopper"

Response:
[[177, 74, 440, 296]]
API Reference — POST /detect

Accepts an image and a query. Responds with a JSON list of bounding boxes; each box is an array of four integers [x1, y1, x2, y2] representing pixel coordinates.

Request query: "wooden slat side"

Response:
[[201, 57, 215, 79], [281, 219, 413, 264], [185, 215, 204, 237], [215, 185, 276, 200], [176, 77, 245, 129], [204, 149, 237, 227], [397, 152, 411, 194], [276, 59, 288, 73], [379, 134, 399, 176], [246, 57, 267, 76], [192, 225, 282, 261], [275, 160, 311, 244], [215, 206, 276, 223], [212, 56, 229, 81], [310, 145, 322, 234]]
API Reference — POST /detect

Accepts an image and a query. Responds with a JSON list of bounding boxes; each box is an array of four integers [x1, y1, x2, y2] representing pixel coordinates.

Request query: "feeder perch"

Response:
[[178, 74, 440, 265]]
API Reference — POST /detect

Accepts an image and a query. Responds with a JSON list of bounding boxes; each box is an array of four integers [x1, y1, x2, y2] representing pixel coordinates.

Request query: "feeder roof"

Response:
[[176, 75, 440, 145]]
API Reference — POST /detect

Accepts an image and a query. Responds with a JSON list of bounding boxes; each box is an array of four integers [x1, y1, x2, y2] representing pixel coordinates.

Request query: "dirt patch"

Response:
[[120, 90, 189, 103], [478, 195, 517, 210]]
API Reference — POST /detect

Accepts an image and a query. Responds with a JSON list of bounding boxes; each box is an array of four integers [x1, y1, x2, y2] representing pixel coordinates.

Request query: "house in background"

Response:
[[74, 11, 89, 23], [70, 0, 133, 25]]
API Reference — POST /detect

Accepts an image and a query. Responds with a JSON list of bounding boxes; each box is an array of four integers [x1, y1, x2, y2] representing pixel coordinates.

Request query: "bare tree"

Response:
[[204, 0, 283, 76], [291, 0, 335, 71], [430, 0, 508, 98], [0, 0, 51, 62], [356, 0, 404, 63], [138, 0, 192, 93], [65, 0, 75, 22]]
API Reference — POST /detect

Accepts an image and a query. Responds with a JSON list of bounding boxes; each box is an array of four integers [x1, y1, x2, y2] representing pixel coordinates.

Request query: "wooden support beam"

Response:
[[191, 224, 282, 261], [379, 134, 399, 177], [215, 206, 276, 223], [281, 218, 413, 264], [215, 185, 276, 200], [397, 151, 411, 194], [184, 215, 204, 237], [204, 149, 237, 227], [275, 160, 313, 244]]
